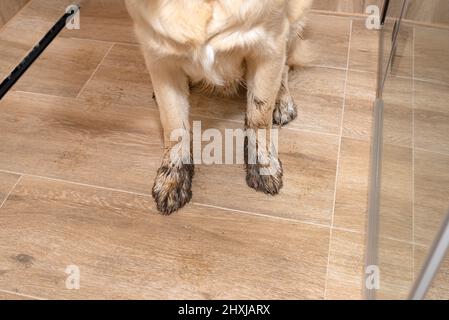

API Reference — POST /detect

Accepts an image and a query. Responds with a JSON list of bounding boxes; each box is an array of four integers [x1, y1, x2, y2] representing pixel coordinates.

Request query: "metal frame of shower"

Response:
[[365, 0, 449, 300]]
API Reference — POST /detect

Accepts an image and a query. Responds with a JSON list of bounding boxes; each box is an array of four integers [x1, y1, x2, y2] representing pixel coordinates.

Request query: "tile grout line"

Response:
[[0, 288, 46, 301], [393, 74, 449, 87], [0, 167, 365, 234], [0, 169, 425, 247], [12, 90, 76, 100], [10, 89, 367, 144], [13, 90, 343, 141], [305, 63, 377, 75], [0, 169, 151, 198], [0, 175, 22, 210], [323, 18, 353, 299], [0, 0, 34, 34], [0, 165, 334, 230], [333, 225, 365, 235], [412, 76, 449, 87], [62, 36, 140, 47], [346, 68, 378, 75], [380, 235, 426, 247], [284, 126, 340, 138], [194, 203, 373, 236], [7, 88, 348, 145], [191, 113, 342, 138], [194, 202, 372, 236], [414, 147, 449, 158], [307, 64, 348, 71], [75, 42, 115, 99], [192, 202, 331, 230]]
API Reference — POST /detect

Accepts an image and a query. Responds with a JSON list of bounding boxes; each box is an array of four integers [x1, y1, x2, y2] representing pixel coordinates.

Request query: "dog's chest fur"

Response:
[[128, 0, 289, 89], [182, 2, 255, 87]]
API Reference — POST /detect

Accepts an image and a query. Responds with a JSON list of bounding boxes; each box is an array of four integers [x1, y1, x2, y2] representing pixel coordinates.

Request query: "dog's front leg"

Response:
[[244, 45, 286, 195], [148, 61, 193, 215]]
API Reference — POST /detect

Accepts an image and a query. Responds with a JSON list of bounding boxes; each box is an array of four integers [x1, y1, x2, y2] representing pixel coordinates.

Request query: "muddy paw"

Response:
[[246, 157, 283, 195], [152, 162, 194, 215], [273, 98, 298, 126]]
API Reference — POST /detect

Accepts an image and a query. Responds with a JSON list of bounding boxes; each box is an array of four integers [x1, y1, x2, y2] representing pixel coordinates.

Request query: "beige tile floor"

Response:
[[0, 0, 381, 300], [0, 0, 30, 29]]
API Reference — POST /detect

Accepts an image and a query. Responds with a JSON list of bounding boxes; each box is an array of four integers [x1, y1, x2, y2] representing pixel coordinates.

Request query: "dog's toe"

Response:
[[273, 99, 298, 126], [246, 157, 283, 195], [152, 163, 194, 215]]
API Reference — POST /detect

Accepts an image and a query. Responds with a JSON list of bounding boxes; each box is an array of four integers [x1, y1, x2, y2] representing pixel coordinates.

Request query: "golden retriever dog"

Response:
[[125, 0, 313, 214]]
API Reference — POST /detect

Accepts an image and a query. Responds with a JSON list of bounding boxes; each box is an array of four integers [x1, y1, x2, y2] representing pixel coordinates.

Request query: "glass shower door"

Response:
[[370, 0, 449, 300]]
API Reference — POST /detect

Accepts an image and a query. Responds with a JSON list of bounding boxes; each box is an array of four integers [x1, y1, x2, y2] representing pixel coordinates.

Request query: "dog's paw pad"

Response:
[[152, 163, 194, 215]]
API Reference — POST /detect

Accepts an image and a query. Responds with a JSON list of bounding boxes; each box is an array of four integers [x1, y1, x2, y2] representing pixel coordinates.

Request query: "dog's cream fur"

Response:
[[126, 0, 313, 214]]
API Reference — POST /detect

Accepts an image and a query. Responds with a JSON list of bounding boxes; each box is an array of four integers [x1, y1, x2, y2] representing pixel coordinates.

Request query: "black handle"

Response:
[[381, 0, 390, 25], [0, 5, 80, 100]]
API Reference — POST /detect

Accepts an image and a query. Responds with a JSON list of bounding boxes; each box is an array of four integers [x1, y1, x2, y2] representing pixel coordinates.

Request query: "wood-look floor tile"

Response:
[[312, 0, 381, 13], [190, 66, 347, 137], [325, 230, 365, 300], [380, 20, 413, 79], [13, 38, 112, 98], [414, 150, 449, 247], [189, 93, 246, 123], [77, 44, 154, 108], [405, 0, 449, 26], [0, 0, 30, 28], [379, 144, 413, 242], [414, 80, 449, 154], [0, 92, 162, 194], [414, 244, 449, 300], [414, 26, 449, 84], [377, 238, 413, 299], [60, 0, 137, 44], [289, 67, 346, 135], [0, 0, 74, 78], [0, 176, 330, 299], [304, 14, 351, 69], [342, 70, 376, 141], [0, 0, 29, 71], [0, 291, 35, 300], [0, 0, 72, 46], [334, 138, 370, 233], [390, 23, 413, 78], [382, 74, 413, 147], [0, 39, 28, 79], [192, 116, 340, 225], [348, 19, 380, 73], [343, 72, 410, 147], [0, 172, 21, 205]]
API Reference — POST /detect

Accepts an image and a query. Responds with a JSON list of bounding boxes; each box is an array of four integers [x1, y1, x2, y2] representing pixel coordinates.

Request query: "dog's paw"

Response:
[[245, 156, 283, 195], [152, 162, 194, 215], [273, 98, 298, 126]]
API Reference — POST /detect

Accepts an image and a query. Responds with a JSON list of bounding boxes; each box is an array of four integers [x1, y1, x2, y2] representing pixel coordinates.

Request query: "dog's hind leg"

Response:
[[147, 60, 194, 215], [273, 66, 298, 126]]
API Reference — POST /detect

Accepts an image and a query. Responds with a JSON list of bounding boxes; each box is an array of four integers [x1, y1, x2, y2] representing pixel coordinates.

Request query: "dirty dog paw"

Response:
[[152, 163, 194, 215], [245, 156, 283, 195], [273, 98, 298, 126]]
